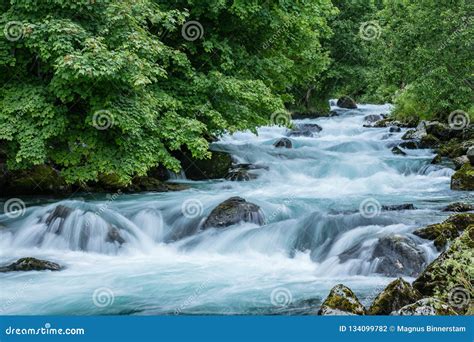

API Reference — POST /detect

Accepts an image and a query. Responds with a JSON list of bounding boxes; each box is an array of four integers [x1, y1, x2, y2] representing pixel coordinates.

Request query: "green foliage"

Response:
[[0, 0, 335, 184]]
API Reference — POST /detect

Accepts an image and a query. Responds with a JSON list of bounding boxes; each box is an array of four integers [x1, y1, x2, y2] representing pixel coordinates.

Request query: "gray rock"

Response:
[[382, 204, 415, 211], [371, 235, 426, 277], [273, 138, 292, 148], [364, 114, 383, 124], [391, 146, 406, 155], [337, 96, 357, 109], [392, 298, 457, 316], [106, 226, 125, 245], [453, 155, 469, 170], [467, 147, 474, 165], [287, 123, 322, 137], [202, 197, 264, 229], [389, 126, 401, 133], [442, 202, 474, 212], [43, 205, 74, 234]]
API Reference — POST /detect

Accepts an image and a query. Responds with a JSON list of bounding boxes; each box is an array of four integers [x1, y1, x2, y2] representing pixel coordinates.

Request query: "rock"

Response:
[[393, 298, 457, 316], [402, 121, 427, 140], [364, 114, 383, 124], [337, 96, 357, 109], [368, 278, 421, 315], [44, 205, 74, 234], [413, 222, 458, 251], [202, 197, 264, 229], [273, 138, 292, 148], [106, 226, 125, 245], [371, 235, 426, 277], [413, 225, 473, 314], [399, 141, 420, 149], [128, 176, 168, 192], [424, 122, 452, 141], [382, 204, 415, 211], [0, 257, 62, 272], [391, 146, 406, 156], [453, 155, 469, 170], [318, 284, 366, 315], [413, 213, 473, 251], [2, 165, 70, 196], [287, 123, 322, 137], [179, 150, 232, 180], [225, 167, 258, 181], [467, 147, 474, 165], [389, 126, 401, 133], [419, 134, 440, 148], [451, 163, 474, 190], [442, 202, 474, 213]]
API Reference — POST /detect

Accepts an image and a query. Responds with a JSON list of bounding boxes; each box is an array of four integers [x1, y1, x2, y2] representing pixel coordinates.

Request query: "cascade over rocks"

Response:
[[337, 96, 357, 109], [368, 278, 421, 315], [371, 235, 426, 277], [287, 123, 322, 137], [0, 257, 62, 272], [202, 197, 264, 229], [318, 284, 366, 315]]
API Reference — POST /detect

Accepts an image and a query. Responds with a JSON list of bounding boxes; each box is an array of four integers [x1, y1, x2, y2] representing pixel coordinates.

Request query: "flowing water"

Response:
[[0, 103, 471, 315]]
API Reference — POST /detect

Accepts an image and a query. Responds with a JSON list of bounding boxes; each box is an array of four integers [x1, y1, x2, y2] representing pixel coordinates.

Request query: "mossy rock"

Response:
[[179, 151, 232, 180], [0, 257, 62, 272], [438, 140, 466, 158], [202, 197, 264, 229], [451, 163, 474, 191], [368, 278, 421, 315], [393, 298, 457, 316], [318, 284, 366, 315], [337, 96, 358, 109], [419, 134, 440, 148], [413, 225, 474, 314], [443, 202, 474, 213], [2, 165, 70, 195]]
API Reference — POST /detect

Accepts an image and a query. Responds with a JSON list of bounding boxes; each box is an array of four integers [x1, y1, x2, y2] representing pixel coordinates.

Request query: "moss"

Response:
[[3, 165, 69, 195], [451, 163, 474, 191], [368, 278, 421, 315], [438, 139, 465, 158], [318, 284, 366, 315], [413, 225, 474, 314], [395, 298, 458, 316], [420, 134, 440, 148]]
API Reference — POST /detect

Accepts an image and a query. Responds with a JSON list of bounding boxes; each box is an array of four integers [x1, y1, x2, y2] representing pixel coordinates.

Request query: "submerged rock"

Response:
[[273, 138, 293, 148], [44, 205, 74, 234], [368, 278, 421, 315], [413, 225, 473, 314], [391, 146, 406, 156], [392, 298, 457, 316], [0, 257, 62, 272], [371, 235, 426, 277], [364, 114, 383, 124], [382, 204, 415, 211], [389, 126, 401, 133], [202, 197, 264, 229], [399, 141, 420, 149], [451, 163, 474, 190], [106, 226, 125, 245], [337, 96, 357, 109], [287, 123, 322, 137], [442, 202, 474, 212], [318, 284, 366, 315], [225, 167, 258, 181]]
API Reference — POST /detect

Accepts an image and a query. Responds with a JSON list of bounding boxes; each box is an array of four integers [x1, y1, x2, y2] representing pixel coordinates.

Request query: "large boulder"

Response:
[[442, 202, 474, 213], [363, 114, 383, 124], [393, 298, 457, 316], [424, 121, 452, 141], [451, 163, 474, 191], [368, 278, 421, 315], [413, 225, 473, 314], [318, 284, 366, 315], [371, 235, 426, 277], [0, 257, 62, 272], [453, 155, 469, 170], [287, 123, 322, 137], [202, 197, 264, 229], [273, 138, 292, 148], [337, 96, 357, 109]]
